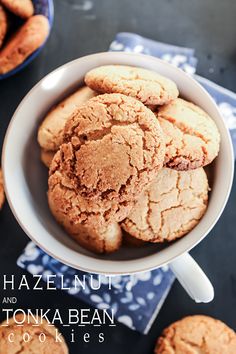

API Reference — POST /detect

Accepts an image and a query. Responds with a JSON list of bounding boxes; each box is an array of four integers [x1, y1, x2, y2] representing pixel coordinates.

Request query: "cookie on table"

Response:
[[38, 86, 97, 154], [155, 315, 236, 354], [0, 15, 49, 75], [121, 168, 208, 243], [0, 169, 5, 209], [0, 4, 8, 48], [85, 65, 179, 105], [48, 93, 165, 229], [0, 0, 34, 19], [157, 98, 220, 170], [0, 314, 68, 354]]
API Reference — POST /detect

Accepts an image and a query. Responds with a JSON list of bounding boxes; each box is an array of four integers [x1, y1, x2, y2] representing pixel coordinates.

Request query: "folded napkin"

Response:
[[17, 32, 236, 334]]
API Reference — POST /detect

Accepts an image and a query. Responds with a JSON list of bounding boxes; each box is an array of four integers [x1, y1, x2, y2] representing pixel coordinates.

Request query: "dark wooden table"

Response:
[[0, 1, 236, 353]]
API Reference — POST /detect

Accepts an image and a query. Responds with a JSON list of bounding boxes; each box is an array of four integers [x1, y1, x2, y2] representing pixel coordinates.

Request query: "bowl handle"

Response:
[[169, 252, 214, 303]]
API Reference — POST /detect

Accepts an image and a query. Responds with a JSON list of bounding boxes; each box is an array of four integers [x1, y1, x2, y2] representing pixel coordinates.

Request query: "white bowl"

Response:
[[2, 53, 234, 283]]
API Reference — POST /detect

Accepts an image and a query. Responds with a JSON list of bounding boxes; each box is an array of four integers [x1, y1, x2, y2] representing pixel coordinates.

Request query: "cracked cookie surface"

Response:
[[85, 65, 179, 105], [0, 169, 5, 209], [50, 201, 122, 253], [0, 15, 49, 75], [0, 0, 34, 18], [0, 4, 7, 48], [121, 167, 208, 242], [38, 86, 97, 154], [155, 315, 236, 354], [0, 314, 68, 354], [157, 98, 220, 170], [48, 93, 165, 227]]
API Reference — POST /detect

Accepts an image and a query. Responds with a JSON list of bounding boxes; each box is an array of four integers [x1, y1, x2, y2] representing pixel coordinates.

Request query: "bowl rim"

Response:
[[0, 0, 54, 81], [2, 52, 235, 274]]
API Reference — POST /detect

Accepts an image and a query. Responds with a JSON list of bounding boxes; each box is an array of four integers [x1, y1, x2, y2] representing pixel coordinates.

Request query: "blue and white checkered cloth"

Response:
[[17, 33, 236, 334]]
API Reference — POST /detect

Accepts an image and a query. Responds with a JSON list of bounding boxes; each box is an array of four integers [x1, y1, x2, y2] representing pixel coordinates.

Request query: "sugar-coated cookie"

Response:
[[157, 98, 220, 170], [38, 86, 97, 153], [0, 15, 49, 75], [0, 0, 34, 19], [0, 169, 5, 209], [121, 168, 208, 242], [155, 315, 236, 354], [0, 314, 68, 354], [85, 65, 179, 105], [48, 93, 165, 229], [0, 4, 8, 48]]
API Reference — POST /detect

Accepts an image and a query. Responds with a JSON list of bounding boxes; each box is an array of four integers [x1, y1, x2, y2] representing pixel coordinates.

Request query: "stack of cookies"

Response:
[[37, 65, 220, 254], [0, 0, 49, 75]]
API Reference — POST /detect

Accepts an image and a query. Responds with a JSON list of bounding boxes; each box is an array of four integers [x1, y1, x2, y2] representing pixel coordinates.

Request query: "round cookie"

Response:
[[121, 168, 208, 243], [50, 201, 122, 253], [0, 169, 5, 209], [155, 315, 236, 354], [157, 98, 220, 170], [38, 86, 97, 153], [85, 65, 179, 105], [0, 4, 8, 48], [0, 0, 34, 18], [0, 15, 49, 75], [0, 314, 68, 354], [48, 93, 165, 228]]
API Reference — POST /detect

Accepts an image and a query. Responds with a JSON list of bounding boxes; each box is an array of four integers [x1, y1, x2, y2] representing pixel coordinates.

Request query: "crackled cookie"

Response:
[[157, 98, 220, 170], [0, 4, 8, 48], [50, 202, 122, 253], [0, 169, 5, 209], [155, 315, 236, 354], [38, 86, 97, 155], [0, 314, 68, 354], [48, 93, 165, 229], [0, 15, 49, 75], [0, 0, 34, 18], [121, 168, 208, 243], [85, 65, 179, 105]]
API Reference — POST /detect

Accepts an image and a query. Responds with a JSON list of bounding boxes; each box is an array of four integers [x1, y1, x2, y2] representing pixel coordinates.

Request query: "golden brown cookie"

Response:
[[157, 98, 220, 170], [85, 65, 179, 105], [0, 15, 49, 75], [155, 315, 236, 354], [50, 202, 122, 253], [0, 169, 5, 209], [48, 93, 165, 229], [121, 168, 208, 242], [0, 4, 8, 48], [40, 149, 54, 168], [38, 86, 97, 153], [0, 0, 34, 18], [0, 314, 68, 354]]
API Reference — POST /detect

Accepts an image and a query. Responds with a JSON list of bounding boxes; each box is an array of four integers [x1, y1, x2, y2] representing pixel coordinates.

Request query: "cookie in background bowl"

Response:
[[155, 315, 236, 354], [0, 4, 8, 48], [0, 0, 53, 79], [0, 0, 34, 18], [0, 14, 49, 75]]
